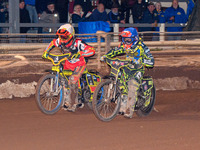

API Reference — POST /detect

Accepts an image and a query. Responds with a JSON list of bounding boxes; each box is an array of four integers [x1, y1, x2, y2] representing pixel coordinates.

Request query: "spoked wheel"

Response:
[[35, 73, 64, 115], [92, 79, 121, 122], [136, 84, 156, 117]]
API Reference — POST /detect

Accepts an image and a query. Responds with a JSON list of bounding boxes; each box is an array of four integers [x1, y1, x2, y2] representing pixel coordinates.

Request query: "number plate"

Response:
[[52, 66, 60, 71]]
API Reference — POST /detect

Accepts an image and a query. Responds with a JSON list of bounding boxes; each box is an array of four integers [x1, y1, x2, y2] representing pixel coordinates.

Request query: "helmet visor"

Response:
[[122, 37, 133, 44], [60, 35, 71, 41], [122, 37, 138, 45]]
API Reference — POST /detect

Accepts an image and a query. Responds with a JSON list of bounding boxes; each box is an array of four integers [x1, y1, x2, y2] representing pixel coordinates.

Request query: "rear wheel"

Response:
[[136, 84, 156, 117], [92, 79, 121, 122], [35, 73, 64, 115]]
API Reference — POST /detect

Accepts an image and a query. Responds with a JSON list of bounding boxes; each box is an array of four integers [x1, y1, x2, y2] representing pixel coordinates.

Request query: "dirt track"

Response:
[[0, 48, 200, 150], [0, 89, 200, 150]]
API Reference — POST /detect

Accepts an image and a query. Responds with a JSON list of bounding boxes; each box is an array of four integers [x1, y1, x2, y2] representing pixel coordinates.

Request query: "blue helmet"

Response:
[[120, 27, 139, 46]]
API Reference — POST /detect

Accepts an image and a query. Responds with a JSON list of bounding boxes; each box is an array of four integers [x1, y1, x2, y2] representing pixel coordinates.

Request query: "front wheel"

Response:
[[136, 84, 156, 117], [35, 73, 64, 115], [92, 79, 121, 122]]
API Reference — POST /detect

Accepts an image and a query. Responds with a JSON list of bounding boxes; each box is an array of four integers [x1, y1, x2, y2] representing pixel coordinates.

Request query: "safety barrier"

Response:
[[1, 31, 200, 69]]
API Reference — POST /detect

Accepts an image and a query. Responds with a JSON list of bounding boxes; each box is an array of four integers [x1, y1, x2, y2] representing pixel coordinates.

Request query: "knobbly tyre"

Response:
[[92, 56, 156, 122], [35, 52, 101, 115]]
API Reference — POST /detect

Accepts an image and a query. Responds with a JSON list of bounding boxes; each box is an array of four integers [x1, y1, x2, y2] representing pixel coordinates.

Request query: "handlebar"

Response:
[[42, 52, 71, 66]]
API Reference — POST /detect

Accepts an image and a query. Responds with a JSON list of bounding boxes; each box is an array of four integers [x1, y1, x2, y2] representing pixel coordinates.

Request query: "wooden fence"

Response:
[[1, 31, 200, 70], [88, 31, 200, 69]]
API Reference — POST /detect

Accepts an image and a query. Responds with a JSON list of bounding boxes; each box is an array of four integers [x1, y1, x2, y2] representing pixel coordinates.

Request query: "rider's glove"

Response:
[[42, 51, 48, 59], [143, 59, 153, 67], [143, 59, 151, 65], [100, 55, 107, 62]]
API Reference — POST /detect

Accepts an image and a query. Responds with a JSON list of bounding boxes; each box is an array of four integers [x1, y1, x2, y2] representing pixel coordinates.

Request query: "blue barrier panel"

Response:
[[78, 21, 110, 42]]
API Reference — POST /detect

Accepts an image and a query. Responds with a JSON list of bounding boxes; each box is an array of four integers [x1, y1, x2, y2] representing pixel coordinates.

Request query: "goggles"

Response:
[[60, 35, 72, 41], [123, 36, 138, 45]]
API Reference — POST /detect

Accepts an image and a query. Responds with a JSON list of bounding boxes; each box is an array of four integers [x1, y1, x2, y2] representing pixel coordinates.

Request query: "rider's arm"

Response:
[[45, 39, 57, 53], [105, 45, 125, 58], [42, 39, 57, 58], [141, 43, 154, 67], [79, 41, 95, 57]]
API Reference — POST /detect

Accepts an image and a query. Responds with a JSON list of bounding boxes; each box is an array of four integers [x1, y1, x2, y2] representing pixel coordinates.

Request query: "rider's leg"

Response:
[[124, 78, 139, 118], [63, 87, 71, 109], [65, 65, 86, 112], [63, 77, 71, 110], [68, 82, 78, 112]]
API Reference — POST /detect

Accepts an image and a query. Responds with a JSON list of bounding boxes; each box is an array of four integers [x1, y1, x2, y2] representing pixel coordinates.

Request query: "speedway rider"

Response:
[[101, 27, 154, 118], [43, 24, 95, 112]]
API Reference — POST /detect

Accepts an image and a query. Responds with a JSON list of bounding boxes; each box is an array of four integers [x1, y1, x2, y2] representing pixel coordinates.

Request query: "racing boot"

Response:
[[124, 97, 135, 119], [124, 105, 134, 119], [66, 83, 84, 112], [119, 95, 128, 115], [63, 88, 72, 110]]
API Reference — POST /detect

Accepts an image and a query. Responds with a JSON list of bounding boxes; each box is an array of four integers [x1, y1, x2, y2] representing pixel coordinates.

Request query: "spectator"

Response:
[[186, 0, 194, 20], [19, 0, 31, 33], [107, 3, 125, 32], [0, 2, 6, 33], [39, 1, 59, 39], [89, 3, 109, 22], [99, 0, 120, 10], [132, 0, 147, 23], [164, 0, 187, 40], [74, 0, 93, 15], [72, 4, 88, 33], [141, 2, 159, 41], [153, 2, 165, 41], [155, 2, 165, 24], [55, 0, 69, 23], [36, 0, 49, 15], [141, 2, 158, 31], [24, 0, 38, 23], [108, 4, 125, 23], [121, 0, 137, 23], [72, 4, 87, 23]]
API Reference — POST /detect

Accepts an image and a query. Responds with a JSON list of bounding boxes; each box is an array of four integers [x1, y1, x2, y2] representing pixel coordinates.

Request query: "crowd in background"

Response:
[[0, 0, 195, 40]]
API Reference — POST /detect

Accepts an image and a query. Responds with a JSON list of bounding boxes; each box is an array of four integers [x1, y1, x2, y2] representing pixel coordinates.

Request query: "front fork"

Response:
[[106, 77, 118, 102], [50, 72, 63, 96]]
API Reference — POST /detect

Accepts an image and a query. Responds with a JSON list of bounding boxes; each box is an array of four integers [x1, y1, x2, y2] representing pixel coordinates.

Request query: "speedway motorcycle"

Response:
[[92, 56, 156, 122], [35, 51, 101, 115]]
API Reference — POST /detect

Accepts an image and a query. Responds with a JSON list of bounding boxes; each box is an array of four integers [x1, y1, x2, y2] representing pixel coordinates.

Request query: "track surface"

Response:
[[0, 48, 200, 150], [0, 90, 200, 150]]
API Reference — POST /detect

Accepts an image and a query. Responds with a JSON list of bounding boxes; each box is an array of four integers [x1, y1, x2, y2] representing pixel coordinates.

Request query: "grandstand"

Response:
[[0, 0, 198, 43]]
